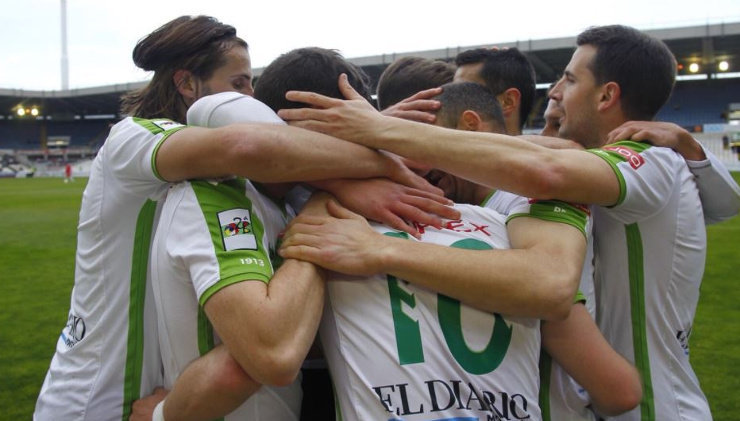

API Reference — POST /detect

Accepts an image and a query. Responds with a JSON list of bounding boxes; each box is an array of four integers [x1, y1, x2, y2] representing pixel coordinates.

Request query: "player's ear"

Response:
[[498, 87, 521, 118], [459, 110, 484, 131], [597, 81, 621, 112], [174, 69, 197, 106]]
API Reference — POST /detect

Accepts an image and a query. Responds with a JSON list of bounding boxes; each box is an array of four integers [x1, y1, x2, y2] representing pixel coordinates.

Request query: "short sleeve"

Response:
[[587, 141, 684, 224], [105, 117, 186, 186], [166, 179, 275, 307]]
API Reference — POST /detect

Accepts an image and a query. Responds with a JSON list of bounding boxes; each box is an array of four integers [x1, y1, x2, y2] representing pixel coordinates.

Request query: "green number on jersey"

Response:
[[386, 234, 512, 374]]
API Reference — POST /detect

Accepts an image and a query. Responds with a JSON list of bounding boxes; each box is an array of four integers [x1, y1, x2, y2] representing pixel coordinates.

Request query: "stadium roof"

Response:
[[2, 21, 739, 121]]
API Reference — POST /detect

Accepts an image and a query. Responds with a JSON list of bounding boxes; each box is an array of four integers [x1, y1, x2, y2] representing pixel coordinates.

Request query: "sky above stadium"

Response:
[[1, 0, 739, 91]]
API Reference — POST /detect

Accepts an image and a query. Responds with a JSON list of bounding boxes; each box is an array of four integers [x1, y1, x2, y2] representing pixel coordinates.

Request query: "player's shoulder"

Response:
[[104, 117, 184, 147], [187, 92, 284, 127], [130, 117, 186, 134]]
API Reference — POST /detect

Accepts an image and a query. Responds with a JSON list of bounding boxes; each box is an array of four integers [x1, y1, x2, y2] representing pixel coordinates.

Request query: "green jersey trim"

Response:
[[200, 272, 271, 307], [197, 307, 216, 356], [190, 179, 274, 307], [479, 189, 497, 207], [121, 199, 157, 421], [538, 347, 553, 421], [609, 140, 651, 153], [130, 117, 188, 182], [196, 308, 225, 421], [332, 378, 343, 421], [626, 223, 655, 421], [573, 289, 586, 304], [586, 141, 651, 207], [506, 200, 589, 237]]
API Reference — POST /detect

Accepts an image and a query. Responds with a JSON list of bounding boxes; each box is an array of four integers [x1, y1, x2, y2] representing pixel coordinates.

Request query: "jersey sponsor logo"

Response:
[[150, 119, 184, 131], [413, 220, 491, 236], [676, 327, 692, 356], [372, 378, 532, 420], [603, 145, 645, 170], [60, 312, 86, 348], [218, 208, 257, 251]]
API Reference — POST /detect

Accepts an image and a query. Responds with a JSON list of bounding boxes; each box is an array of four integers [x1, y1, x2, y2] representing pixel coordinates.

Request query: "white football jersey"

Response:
[[35, 117, 185, 421], [322, 204, 544, 421], [589, 141, 710, 421]]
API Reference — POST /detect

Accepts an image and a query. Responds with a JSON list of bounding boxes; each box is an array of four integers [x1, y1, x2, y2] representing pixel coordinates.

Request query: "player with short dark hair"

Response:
[[376, 56, 455, 111], [455, 48, 537, 134]]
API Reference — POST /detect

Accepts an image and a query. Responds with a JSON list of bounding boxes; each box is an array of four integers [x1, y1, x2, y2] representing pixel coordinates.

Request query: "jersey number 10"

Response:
[[385, 235, 513, 375]]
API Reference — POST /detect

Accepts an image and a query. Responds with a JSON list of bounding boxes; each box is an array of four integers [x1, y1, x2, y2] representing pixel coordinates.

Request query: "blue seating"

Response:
[[656, 79, 740, 129], [0, 119, 112, 149]]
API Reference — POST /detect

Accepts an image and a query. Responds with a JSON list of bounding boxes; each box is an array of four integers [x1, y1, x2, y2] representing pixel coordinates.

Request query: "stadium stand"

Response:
[[0, 119, 111, 149], [657, 78, 740, 128], [0, 120, 40, 150]]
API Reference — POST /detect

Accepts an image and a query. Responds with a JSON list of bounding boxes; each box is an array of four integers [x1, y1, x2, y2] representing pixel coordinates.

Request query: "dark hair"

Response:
[[376, 57, 455, 110], [455, 48, 536, 129], [120, 15, 248, 122], [576, 25, 676, 120], [254, 47, 371, 112], [434, 82, 505, 131]]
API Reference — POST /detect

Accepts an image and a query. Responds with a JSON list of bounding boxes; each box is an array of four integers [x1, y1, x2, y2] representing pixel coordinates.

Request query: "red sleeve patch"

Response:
[[603, 145, 645, 170]]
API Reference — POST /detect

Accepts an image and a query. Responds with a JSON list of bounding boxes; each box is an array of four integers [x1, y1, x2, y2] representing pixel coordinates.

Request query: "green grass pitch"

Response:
[[1, 175, 738, 420]]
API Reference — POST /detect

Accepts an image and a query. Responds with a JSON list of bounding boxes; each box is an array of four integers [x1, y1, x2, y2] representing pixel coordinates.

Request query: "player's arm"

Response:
[[156, 123, 462, 232], [129, 345, 261, 421], [203, 259, 325, 386], [280, 200, 585, 320], [278, 74, 622, 206], [518, 134, 584, 150], [688, 151, 740, 223], [163, 344, 259, 420], [542, 303, 642, 416], [154, 123, 430, 191], [607, 120, 740, 223]]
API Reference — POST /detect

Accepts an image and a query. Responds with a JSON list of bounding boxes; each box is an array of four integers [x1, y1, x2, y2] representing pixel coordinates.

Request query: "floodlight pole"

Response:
[[61, 0, 69, 91]]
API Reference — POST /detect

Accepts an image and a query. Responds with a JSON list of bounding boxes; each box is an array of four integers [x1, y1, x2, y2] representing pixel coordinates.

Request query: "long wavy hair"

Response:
[[120, 15, 247, 122]]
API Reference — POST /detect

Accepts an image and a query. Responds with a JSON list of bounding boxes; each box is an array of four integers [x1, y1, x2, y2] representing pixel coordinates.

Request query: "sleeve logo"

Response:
[[603, 145, 645, 170], [151, 119, 185, 131], [218, 208, 257, 251]]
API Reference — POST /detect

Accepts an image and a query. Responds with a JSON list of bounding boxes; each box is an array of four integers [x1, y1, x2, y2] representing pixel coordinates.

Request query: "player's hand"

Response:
[[380, 150, 443, 194], [280, 200, 397, 275], [278, 74, 388, 148], [606, 121, 705, 161], [380, 87, 442, 123], [313, 178, 459, 238], [129, 387, 168, 421]]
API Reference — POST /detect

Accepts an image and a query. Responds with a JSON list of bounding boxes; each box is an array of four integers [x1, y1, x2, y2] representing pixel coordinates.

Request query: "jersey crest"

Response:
[[218, 208, 257, 251]]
